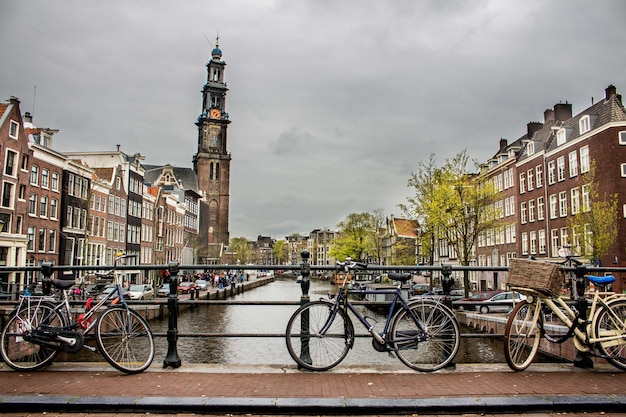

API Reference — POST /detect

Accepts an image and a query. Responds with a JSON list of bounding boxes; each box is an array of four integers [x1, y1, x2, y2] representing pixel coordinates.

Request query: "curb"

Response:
[[2, 394, 626, 415]]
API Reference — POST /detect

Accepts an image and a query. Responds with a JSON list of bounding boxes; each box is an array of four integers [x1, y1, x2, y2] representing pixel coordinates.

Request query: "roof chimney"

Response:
[[527, 121, 543, 139], [605, 84, 617, 100], [544, 109, 555, 124], [554, 102, 572, 122], [499, 138, 508, 150]]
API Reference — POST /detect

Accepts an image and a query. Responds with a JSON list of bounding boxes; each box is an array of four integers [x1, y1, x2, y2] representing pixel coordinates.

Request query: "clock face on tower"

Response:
[[210, 109, 221, 119]]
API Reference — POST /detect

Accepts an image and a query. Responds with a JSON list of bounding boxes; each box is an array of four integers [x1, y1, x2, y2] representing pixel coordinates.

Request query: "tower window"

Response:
[[211, 96, 221, 108]]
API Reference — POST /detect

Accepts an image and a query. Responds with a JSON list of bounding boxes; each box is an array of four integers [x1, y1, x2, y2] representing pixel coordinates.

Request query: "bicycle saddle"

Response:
[[50, 278, 77, 290], [387, 273, 412, 283], [587, 275, 615, 285]]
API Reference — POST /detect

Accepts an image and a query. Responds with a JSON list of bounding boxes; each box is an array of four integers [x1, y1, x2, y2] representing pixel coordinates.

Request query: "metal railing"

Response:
[[1, 251, 625, 368]]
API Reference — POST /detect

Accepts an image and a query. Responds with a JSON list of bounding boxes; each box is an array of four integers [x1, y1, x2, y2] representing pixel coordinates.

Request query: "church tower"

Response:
[[193, 38, 231, 246]]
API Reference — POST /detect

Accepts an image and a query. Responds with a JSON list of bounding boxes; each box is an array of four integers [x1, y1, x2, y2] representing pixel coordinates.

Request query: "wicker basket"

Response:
[[507, 259, 564, 296]]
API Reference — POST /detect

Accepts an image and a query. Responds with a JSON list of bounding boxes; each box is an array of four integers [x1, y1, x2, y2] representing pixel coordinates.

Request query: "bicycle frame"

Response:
[[323, 283, 428, 347], [514, 287, 626, 349]]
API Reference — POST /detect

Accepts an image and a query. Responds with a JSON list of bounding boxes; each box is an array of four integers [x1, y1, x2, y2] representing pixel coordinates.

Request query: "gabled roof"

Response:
[[143, 164, 200, 194], [391, 218, 419, 239]]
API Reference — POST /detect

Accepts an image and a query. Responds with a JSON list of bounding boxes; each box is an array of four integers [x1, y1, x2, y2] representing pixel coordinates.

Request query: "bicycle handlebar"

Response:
[[336, 259, 368, 272]]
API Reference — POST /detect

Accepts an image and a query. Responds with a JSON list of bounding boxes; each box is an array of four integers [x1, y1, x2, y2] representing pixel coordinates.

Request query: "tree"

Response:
[[228, 237, 251, 264], [330, 212, 381, 262], [567, 162, 619, 264], [403, 151, 500, 295], [272, 240, 289, 265]]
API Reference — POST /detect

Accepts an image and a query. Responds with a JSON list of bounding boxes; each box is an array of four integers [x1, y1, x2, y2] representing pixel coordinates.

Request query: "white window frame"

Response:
[[621, 163, 626, 177], [537, 197, 545, 221], [620, 131, 626, 145], [557, 156, 566, 181], [580, 146, 590, 173], [556, 128, 566, 145], [9, 120, 19, 139], [559, 191, 567, 217], [569, 151, 578, 177], [547, 161, 556, 185], [579, 115, 590, 134], [536, 165, 543, 188], [571, 188, 580, 214]]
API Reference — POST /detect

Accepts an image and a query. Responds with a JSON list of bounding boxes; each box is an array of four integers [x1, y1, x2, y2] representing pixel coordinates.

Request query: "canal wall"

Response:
[[458, 311, 584, 364]]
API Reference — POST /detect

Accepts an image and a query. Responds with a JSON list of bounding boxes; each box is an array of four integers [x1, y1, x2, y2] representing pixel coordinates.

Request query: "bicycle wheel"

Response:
[[594, 299, 626, 371], [96, 307, 155, 374], [0, 303, 65, 371], [391, 299, 460, 372], [504, 300, 542, 371], [285, 300, 354, 371]]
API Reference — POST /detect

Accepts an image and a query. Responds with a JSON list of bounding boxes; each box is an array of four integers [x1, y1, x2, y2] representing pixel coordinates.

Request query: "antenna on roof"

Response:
[[32, 85, 37, 116], [203, 33, 214, 48]]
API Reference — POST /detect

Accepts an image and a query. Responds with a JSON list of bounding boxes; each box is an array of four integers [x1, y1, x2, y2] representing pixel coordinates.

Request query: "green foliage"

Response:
[[272, 240, 289, 264], [330, 212, 381, 262], [228, 237, 251, 264]]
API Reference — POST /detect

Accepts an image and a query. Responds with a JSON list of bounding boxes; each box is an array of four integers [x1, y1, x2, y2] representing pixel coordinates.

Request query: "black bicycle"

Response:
[[285, 258, 460, 371], [0, 255, 155, 373]]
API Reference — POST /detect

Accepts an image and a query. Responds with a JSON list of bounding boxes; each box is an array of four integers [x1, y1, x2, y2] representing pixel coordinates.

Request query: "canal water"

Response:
[[150, 278, 505, 366]]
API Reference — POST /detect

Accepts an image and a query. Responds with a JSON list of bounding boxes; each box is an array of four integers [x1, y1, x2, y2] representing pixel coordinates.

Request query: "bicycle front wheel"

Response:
[[504, 300, 542, 371], [594, 299, 626, 371], [285, 300, 353, 371], [391, 299, 460, 372], [0, 303, 64, 371], [96, 307, 155, 374]]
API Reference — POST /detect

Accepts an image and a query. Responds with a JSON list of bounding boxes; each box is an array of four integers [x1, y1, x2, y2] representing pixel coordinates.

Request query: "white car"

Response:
[[127, 284, 154, 300], [195, 279, 208, 290]]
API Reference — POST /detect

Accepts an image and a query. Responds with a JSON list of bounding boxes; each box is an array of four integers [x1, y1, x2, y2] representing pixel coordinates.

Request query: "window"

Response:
[[4, 150, 17, 176], [27, 227, 35, 251], [9, 120, 19, 139], [41, 169, 49, 188], [557, 156, 565, 181], [560, 228, 569, 247], [530, 231, 537, 254], [549, 194, 558, 219], [559, 191, 567, 217], [538, 230, 546, 254], [28, 194, 37, 215], [569, 151, 578, 177], [21, 154, 28, 171], [620, 131, 626, 145], [527, 169, 534, 191], [582, 184, 591, 212], [50, 198, 58, 219], [556, 128, 566, 145], [51, 172, 59, 191], [551, 229, 559, 256], [536, 165, 543, 188], [521, 233, 528, 255], [30, 165, 39, 185], [547, 161, 556, 184], [621, 163, 626, 177], [529, 199, 535, 222], [527, 141, 535, 156], [520, 202, 527, 224], [580, 146, 590, 173], [2, 182, 14, 208], [49, 229, 56, 252], [571, 188, 580, 214], [38, 228, 46, 252], [537, 197, 545, 221], [39, 195, 48, 217], [519, 173, 526, 194], [579, 115, 590, 134]]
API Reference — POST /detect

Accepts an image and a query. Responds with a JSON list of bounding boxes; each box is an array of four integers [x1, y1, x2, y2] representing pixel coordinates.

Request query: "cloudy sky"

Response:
[[2, 0, 625, 240]]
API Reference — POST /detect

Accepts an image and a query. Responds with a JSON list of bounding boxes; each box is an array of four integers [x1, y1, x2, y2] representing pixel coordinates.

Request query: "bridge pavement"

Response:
[[1, 361, 625, 415]]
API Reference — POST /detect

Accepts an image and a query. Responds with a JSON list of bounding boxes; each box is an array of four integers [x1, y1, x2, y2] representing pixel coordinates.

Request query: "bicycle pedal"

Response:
[[387, 351, 396, 359], [83, 344, 97, 352]]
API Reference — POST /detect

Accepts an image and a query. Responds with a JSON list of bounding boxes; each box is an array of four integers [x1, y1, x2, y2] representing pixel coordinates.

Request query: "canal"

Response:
[[149, 278, 506, 366]]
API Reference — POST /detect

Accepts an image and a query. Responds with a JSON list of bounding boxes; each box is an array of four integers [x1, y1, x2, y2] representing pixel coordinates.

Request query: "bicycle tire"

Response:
[[285, 300, 354, 371], [594, 299, 626, 371], [391, 299, 460, 372], [504, 300, 542, 371], [0, 303, 65, 371], [96, 306, 155, 374]]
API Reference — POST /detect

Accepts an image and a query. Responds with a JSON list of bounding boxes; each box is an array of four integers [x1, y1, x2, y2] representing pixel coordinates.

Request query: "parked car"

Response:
[[195, 279, 208, 291], [85, 283, 108, 297], [157, 284, 170, 297], [408, 283, 430, 297], [177, 281, 196, 294], [452, 290, 503, 311], [127, 284, 154, 300], [474, 291, 527, 314], [95, 285, 130, 301]]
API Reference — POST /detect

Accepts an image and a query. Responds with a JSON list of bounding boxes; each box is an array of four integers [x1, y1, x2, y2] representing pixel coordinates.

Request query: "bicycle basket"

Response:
[[507, 259, 564, 296]]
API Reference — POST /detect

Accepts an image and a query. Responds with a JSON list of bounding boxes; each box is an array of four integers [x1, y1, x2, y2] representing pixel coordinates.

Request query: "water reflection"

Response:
[[150, 278, 506, 365]]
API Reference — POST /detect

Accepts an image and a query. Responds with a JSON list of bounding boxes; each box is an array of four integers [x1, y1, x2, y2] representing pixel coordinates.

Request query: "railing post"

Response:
[[299, 250, 312, 366], [440, 263, 456, 368], [163, 261, 181, 368], [573, 264, 593, 368]]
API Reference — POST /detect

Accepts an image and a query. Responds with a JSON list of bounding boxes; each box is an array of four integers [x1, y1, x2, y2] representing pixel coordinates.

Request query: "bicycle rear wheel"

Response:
[[391, 299, 460, 372], [594, 299, 626, 371], [504, 300, 542, 371], [285, 300, 353, 371], [0, 303, 64, 371], [96, 307, 155, 374]]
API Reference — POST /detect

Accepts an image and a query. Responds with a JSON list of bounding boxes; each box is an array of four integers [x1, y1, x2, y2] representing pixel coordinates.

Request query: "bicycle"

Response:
[[0, 255, 155, 374], [504, 256, 626, 371], [285, 258, 460, 372]]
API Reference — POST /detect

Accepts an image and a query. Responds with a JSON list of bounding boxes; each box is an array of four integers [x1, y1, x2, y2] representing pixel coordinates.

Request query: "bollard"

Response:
[[298, 250, 312, 367], [440, 263, 456, 368], [163, 261, 181, 368]]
